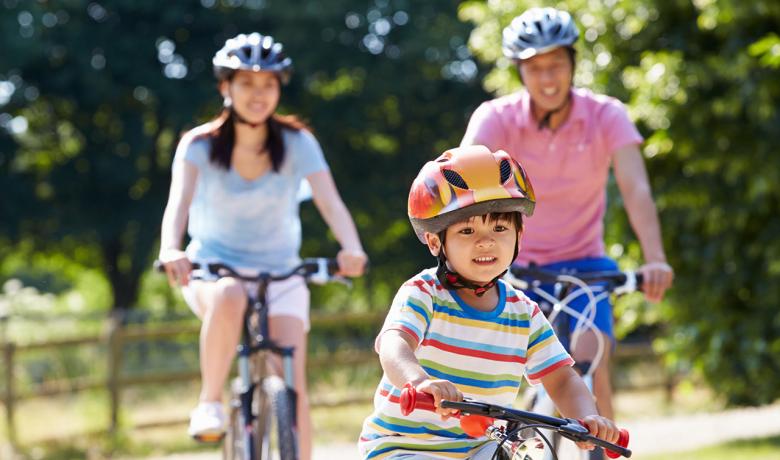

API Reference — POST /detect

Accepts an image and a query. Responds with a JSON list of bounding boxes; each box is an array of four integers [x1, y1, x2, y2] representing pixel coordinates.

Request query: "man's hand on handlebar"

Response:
[[637, 261, 673, 303]]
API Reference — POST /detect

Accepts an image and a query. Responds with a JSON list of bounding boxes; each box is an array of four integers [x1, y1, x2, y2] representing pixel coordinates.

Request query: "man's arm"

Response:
[[613, 144, 674, 302]]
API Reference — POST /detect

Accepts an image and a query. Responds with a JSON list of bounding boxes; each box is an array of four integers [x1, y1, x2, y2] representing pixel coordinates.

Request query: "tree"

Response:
[[462, 0, 780, 405], [1, 0, 489, 309]]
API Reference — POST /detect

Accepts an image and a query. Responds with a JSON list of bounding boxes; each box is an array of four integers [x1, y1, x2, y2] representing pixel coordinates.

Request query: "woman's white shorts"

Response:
[[181, 270, 311, 331]]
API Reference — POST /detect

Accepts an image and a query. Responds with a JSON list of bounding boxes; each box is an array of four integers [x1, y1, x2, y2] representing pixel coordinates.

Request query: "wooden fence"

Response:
[[0, 311, 667, 449]]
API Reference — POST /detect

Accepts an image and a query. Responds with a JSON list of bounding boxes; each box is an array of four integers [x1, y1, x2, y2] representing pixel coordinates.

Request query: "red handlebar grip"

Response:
[[400, 383, 436, 415], [400, 384, 496, 439], [604, 429, 629, 459]]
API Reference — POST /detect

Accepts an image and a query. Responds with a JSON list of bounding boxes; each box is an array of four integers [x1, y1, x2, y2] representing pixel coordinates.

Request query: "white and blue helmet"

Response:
[[213, 33, 292, 84], [502, 7, 579, 61]]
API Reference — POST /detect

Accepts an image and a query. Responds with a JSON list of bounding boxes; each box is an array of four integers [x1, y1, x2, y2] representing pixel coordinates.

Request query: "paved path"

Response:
[[127, 402, 780, 459]]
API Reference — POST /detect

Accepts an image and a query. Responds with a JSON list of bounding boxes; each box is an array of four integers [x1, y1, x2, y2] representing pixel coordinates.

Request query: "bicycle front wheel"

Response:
[[224, 379, 271, 460], [263, 375, 298, 460]]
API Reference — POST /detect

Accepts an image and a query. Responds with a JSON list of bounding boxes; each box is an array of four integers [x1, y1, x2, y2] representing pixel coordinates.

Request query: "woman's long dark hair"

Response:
[[203, 108, 309, 172]]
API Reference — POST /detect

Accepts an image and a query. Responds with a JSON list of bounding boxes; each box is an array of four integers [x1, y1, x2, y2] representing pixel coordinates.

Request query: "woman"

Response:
[[158, 33, 367, 460]]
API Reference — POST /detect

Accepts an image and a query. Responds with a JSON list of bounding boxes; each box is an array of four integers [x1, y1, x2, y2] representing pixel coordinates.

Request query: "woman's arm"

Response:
[[158, 156, 199, 286], [307, 170, 367, 277]]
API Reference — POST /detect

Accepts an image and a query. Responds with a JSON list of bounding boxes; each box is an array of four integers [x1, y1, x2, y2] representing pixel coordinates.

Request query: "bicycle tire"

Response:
[[224, 380, 271, 460], [264, 375, 298, 460]]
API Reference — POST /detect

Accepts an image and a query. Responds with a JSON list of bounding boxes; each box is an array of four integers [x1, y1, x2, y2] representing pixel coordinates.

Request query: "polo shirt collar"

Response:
[[515, 87, 588, 131]]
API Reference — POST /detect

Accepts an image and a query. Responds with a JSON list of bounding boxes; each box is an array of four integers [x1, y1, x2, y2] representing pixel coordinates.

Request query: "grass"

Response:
[[641, 435, 780, 460]]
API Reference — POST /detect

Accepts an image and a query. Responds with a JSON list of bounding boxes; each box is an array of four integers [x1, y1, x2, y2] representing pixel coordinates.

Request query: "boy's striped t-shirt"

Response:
[[358, 268, 574, 459]]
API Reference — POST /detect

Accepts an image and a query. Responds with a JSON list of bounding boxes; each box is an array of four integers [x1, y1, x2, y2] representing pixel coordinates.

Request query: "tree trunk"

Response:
[[103, 237, 141, 311]]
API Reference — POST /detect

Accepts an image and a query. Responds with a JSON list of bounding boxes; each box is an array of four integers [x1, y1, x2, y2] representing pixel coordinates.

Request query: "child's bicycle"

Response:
[[400, 385, 631, 460], [505, 265, 643, 460], [156, 257, 346, 460]]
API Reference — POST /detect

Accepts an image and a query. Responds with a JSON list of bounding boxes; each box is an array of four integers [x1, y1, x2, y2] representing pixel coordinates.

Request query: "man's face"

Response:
[[518, 47, 574, 112]]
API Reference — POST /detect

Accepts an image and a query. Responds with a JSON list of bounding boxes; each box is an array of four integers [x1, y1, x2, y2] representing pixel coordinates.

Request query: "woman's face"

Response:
[[518, 47, 573, 112], [222, 70, 281, 124]]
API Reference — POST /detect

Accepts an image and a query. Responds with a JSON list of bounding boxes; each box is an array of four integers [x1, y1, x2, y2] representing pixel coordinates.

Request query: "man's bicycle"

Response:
[[400, 386, 631, 460], [505, 265, 643, 460], [157, 258, 345, 460]]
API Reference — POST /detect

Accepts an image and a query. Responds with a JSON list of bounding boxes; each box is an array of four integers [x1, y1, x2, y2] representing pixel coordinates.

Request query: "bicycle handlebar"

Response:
[[154, 258, 344, 285], [509, 265, 644, 295], [399, 385, 631, 458]]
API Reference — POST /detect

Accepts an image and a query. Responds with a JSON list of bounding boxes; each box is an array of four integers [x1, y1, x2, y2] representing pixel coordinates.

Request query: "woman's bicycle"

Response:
[[505, 265, 643, 460], [400, 385, 631, 460], [157, 258, 346, 460]]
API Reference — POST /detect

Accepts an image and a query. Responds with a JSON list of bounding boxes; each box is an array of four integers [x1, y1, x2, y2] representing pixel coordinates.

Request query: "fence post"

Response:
[[106, 313, 123, 434], [2, 341, 16, 447]]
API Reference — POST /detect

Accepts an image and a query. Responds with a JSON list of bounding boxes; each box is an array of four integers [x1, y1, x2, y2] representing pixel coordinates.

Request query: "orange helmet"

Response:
[[408, 145, 535, 242]]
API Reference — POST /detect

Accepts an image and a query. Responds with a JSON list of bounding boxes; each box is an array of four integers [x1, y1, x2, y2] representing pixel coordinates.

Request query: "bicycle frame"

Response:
[[505, 266, 642, 460], [175, 258, 341, 460]]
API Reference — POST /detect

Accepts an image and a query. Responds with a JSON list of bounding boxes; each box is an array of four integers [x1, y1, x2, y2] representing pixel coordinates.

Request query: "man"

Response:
[[461, 7, 673, 421]]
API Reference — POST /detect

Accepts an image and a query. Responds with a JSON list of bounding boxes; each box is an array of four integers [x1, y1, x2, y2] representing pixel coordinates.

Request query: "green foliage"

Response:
[[464, 0, 780, 405], [1, 0, 488, 313]]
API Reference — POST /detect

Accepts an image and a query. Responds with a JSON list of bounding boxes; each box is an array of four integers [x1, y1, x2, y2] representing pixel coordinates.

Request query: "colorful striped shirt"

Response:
[[358, 268, 574, 459]]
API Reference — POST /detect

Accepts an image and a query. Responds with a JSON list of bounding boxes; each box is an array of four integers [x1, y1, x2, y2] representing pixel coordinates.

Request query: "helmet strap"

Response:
[[434, 231, 518, 298]]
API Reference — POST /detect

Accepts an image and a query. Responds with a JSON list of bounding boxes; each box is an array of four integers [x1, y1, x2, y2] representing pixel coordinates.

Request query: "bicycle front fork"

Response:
[[279, 346, 298, 425]]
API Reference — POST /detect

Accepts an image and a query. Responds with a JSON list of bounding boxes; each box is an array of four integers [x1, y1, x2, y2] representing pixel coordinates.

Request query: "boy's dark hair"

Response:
[[439, 211, 524, 244], [451, 211, 524, 232], [485, 211, 524, 231]]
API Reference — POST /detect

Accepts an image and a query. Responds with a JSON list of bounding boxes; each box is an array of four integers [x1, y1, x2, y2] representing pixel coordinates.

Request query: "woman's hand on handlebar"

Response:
[[158, 248, 192, 287], [415, 379, 463, 420], [336, 248, 368, 277], [577, 414, 619, 452]]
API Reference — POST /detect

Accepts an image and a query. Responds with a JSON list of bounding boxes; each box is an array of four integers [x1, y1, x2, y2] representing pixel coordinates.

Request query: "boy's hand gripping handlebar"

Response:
[[399, 384, 631, 458]]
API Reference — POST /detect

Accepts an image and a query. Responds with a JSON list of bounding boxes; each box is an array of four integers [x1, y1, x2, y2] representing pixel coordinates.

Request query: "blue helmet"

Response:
[[502, 7, 579, 61]]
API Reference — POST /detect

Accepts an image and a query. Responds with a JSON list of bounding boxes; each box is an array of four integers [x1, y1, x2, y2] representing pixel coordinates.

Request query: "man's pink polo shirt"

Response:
[[462, 87, 643, 265]]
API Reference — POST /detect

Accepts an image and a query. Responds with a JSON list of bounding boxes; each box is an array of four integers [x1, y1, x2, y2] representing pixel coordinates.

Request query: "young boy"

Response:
[[358, 145, 619, 459]]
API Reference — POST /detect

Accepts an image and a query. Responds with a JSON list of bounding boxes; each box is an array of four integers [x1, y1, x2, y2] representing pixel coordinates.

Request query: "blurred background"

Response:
[[1, 0, 779, 459]]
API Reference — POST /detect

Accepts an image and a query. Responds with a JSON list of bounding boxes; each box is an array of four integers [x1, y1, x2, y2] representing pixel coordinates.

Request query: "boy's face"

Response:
[[426, 215, 521, 285]]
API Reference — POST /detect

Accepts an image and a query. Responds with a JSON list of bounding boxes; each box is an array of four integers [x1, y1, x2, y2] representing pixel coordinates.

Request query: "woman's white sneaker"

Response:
[[188, 401, 226, 442]]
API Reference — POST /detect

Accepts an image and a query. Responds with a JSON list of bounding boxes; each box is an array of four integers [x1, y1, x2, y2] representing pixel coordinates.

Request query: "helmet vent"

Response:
[[443, 169, 468, 189], [499, 159, 512, 183]]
